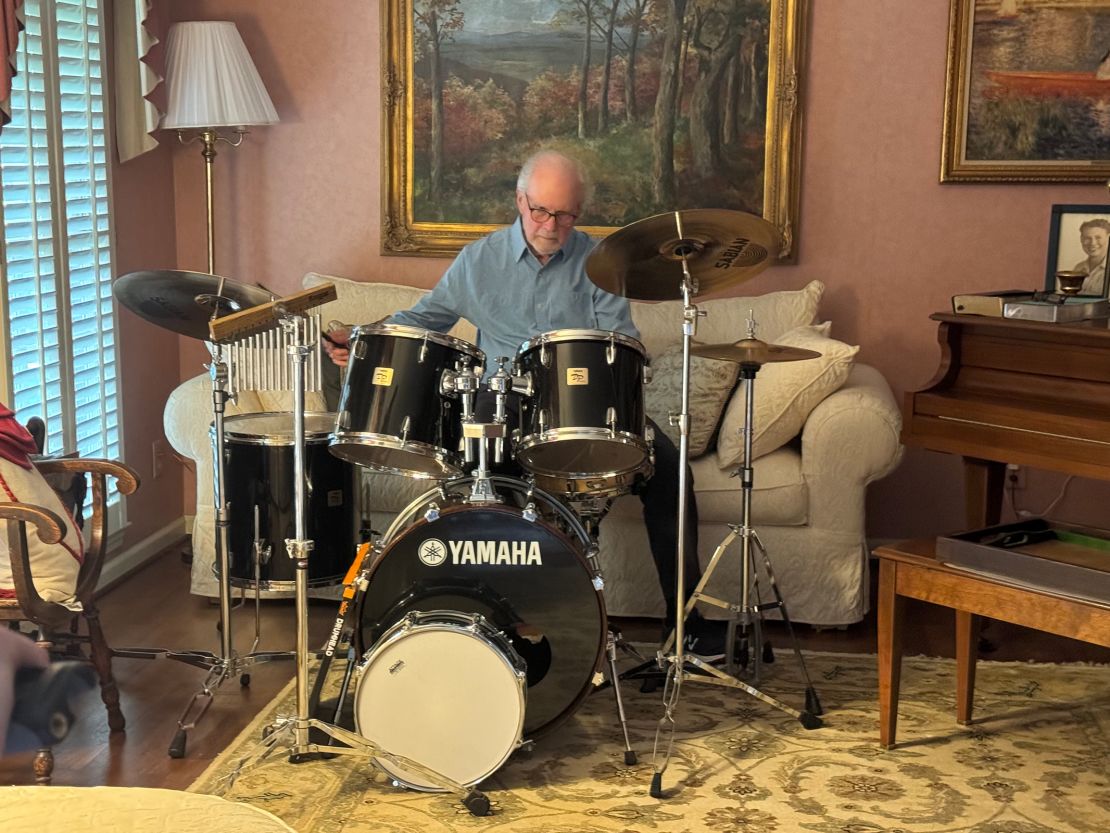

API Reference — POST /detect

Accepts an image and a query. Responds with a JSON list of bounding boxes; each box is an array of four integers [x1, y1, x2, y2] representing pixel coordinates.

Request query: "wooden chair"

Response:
[[0, 454, 140, 783]]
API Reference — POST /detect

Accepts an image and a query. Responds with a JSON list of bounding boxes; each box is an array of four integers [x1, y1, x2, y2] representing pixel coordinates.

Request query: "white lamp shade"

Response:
[[162, 21, 279, 130]]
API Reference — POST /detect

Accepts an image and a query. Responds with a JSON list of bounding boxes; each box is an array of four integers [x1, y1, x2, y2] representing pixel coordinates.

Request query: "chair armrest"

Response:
[[31, 458, 141, 601], [0, 502, 66, 544], [33, 458, 140, 496], [0, 501, 72, 630]]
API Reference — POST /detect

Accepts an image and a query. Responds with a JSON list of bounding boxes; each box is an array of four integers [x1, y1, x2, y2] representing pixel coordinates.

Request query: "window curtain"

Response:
[[0, 0, 23, 130], [114, 0, 161, 162]]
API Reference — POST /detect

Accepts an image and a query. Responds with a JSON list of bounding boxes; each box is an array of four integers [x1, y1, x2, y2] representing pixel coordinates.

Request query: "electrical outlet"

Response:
[[1006, 463, 1025, 491], [152, 438, 169, 479]]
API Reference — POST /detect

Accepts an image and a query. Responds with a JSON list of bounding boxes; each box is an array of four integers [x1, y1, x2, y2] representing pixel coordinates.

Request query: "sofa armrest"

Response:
[[800, 363, 904, 528]]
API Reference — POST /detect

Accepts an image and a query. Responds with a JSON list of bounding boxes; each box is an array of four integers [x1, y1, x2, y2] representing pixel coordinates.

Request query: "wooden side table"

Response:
[[874, 538, 1110, 748]]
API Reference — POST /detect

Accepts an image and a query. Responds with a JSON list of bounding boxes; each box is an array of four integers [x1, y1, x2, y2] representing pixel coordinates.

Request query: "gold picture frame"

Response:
[[382, 0, 807, 258], [941, 0, 1110, 183]]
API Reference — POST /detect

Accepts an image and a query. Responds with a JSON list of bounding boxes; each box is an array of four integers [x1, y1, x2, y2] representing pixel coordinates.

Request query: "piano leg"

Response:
[[962, 457, 1006, 528], [961, 456, 1004, 654]]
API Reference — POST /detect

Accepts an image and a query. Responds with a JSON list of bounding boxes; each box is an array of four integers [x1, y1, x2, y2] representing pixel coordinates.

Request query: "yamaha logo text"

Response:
[[418, 538, 543, 567]]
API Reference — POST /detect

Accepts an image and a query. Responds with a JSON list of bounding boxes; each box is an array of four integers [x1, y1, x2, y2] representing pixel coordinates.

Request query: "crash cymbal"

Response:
[[113, 270, 273, 340], [586, 208, 781, 301], [692, 338, 820, 367]]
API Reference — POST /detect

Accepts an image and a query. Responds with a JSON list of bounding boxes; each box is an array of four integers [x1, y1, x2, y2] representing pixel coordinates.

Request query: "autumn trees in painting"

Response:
[[407, 0, 774, 227]]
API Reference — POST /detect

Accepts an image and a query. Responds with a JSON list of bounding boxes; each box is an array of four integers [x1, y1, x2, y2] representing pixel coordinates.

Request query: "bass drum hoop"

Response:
[[354, 609, 526, 791], [371, 475, 606, 739]]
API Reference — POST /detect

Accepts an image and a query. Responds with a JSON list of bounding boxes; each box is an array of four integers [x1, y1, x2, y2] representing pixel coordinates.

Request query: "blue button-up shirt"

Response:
[[389, 218, 639, 376]]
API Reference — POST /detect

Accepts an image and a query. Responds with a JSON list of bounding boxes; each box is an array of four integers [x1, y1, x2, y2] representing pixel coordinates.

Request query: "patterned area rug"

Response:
[[189, 652, 1110, 832]]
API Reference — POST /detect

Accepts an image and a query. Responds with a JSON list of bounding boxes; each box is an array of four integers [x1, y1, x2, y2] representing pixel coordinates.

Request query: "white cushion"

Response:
[[643, 344, 739, 458], [0, 459, 85, 609], [630, 280, 824, 360], [302, 273, 478, 344], [716, 323, 859, 468]]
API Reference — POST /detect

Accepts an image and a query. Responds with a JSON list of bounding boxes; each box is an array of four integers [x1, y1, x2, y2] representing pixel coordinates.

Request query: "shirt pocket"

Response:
[[542, 290, 598, 332]]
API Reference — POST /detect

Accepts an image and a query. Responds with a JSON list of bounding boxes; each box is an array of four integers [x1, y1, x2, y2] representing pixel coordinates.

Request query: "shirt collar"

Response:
[[510, 215, 572, 266], [510, 217, 531, 263]]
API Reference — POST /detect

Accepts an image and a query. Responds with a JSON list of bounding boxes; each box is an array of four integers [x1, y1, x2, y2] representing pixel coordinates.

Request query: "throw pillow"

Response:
[[630, 280, 824, 359], [644, 343, 740, 457], [0, 459, 85, 609], [715, 323, 859, 468]]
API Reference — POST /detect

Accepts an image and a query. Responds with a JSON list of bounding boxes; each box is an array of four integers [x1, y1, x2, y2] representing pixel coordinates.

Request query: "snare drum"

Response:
[[330, 324, 484, 478], [221, 412, 358, 590], [515, 329, 653, 496]]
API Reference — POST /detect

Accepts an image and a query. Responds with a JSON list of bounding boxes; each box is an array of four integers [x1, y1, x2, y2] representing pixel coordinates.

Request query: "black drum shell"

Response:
[[331, 325, 483, 478], [516, 331, 649, 479], [359, 478, 605, 739], [221, 413, 358, 589]]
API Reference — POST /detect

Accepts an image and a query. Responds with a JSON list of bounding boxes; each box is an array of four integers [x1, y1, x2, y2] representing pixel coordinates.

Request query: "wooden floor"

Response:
[[2, 539, 1107, 789]]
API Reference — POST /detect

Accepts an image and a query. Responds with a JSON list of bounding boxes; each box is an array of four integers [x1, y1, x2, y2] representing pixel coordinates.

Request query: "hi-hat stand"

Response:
[[223, 302, 492, 817]]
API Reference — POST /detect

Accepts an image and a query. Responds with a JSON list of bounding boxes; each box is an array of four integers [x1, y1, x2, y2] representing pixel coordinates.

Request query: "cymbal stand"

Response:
[[650, 307, 824, 799], [228, 309, 493, 817], [117, 341, 294, 759], [649, 220, 700, 797]]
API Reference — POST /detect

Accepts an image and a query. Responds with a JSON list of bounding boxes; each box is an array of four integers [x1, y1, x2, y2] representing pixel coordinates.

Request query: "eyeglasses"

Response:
[[524, 195, 577, 228]]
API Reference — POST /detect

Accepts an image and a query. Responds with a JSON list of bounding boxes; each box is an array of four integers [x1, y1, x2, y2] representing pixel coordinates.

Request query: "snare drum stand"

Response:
[[227, 309, 493, 818]]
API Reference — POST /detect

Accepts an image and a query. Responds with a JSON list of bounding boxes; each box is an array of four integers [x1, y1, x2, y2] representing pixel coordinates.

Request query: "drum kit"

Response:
[[113, 208, 824, 814]]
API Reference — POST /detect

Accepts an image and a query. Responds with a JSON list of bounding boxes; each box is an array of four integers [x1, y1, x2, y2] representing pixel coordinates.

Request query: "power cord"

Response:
[[1006, 465, 1074, 519]]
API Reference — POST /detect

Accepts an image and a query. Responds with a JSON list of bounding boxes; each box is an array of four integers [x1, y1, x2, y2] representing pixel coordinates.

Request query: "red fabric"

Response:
[[0, 0, 25, 128], [0, 405, 37, 469]]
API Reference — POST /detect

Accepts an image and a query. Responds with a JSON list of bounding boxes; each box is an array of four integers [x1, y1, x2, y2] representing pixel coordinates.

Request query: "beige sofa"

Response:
[[165, 272, 903, 626]]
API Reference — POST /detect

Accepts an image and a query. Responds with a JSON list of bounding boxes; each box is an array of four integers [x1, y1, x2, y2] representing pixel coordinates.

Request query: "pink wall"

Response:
[[109, 0, 183, 549], [158, 1, 1110, 535]]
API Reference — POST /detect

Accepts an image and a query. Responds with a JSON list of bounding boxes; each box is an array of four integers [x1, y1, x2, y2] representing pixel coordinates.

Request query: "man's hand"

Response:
[[322, 326, 350, 368]]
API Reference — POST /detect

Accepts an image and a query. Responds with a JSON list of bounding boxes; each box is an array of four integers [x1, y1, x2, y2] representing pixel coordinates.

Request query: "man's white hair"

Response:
[[516, 150, 592, 208]]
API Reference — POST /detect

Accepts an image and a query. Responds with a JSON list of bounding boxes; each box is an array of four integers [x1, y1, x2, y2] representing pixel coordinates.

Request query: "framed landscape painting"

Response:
[[382, 0, 807, 257], [941, 0, 1110, 182]]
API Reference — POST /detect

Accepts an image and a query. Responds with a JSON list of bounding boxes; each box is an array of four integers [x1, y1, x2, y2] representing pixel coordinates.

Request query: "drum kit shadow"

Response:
[[113, 207, 823, 815]]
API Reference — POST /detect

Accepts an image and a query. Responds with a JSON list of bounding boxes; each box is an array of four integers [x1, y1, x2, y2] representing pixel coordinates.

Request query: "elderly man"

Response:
[[326, 149, 724, 655]]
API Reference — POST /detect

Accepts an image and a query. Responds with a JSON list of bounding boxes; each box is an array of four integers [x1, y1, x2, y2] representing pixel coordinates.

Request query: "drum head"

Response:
[[361, 488, 605, 739], [355, 613, 524, 790]]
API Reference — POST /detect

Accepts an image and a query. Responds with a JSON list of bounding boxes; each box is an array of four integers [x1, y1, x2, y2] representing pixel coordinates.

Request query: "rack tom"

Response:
[[330, 324, 484, 478], [514, 329, 652, 496]]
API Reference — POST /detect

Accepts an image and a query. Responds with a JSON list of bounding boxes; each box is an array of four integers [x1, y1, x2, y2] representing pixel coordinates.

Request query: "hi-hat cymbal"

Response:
[[692, 338, 820, 367], [586, 208, 782, 301], [113, 270, 273, 340]]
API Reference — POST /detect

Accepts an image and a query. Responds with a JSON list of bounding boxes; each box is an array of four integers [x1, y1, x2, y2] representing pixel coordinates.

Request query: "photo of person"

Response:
[[1046, 205, 1110, 297]]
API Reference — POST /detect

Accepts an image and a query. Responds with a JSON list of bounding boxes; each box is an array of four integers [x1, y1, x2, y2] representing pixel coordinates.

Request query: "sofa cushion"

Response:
[[0, 458, 85, 609], [606, 443, 807, 527], [629, 280, 823, 360], [643, 344, 739, 457], [716, 323, 859, 468]]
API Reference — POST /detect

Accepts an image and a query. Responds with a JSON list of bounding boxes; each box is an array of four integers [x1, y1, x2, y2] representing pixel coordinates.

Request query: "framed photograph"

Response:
[[941, 0, 1110, 183], [1044, 204, 1110, 297], [382, 0, 807, 258]]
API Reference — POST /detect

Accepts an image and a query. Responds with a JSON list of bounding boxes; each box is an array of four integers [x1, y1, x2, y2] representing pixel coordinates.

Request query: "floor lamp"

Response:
[[162, 20, 279, 278], [153, 21, 281, 758]]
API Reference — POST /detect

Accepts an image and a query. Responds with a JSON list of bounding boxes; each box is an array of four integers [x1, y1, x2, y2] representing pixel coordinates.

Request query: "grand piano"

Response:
[[902, 313, 1110, 528]]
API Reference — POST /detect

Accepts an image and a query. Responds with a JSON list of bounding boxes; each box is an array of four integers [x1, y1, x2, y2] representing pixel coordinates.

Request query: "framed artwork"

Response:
[[382, 0, 807, 258], [1044, 204, 1110, 297], [941, 0, 1110, 182]]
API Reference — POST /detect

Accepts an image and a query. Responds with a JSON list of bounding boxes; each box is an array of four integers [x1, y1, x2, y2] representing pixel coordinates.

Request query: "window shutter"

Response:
[[0, 0, 120, 481]]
